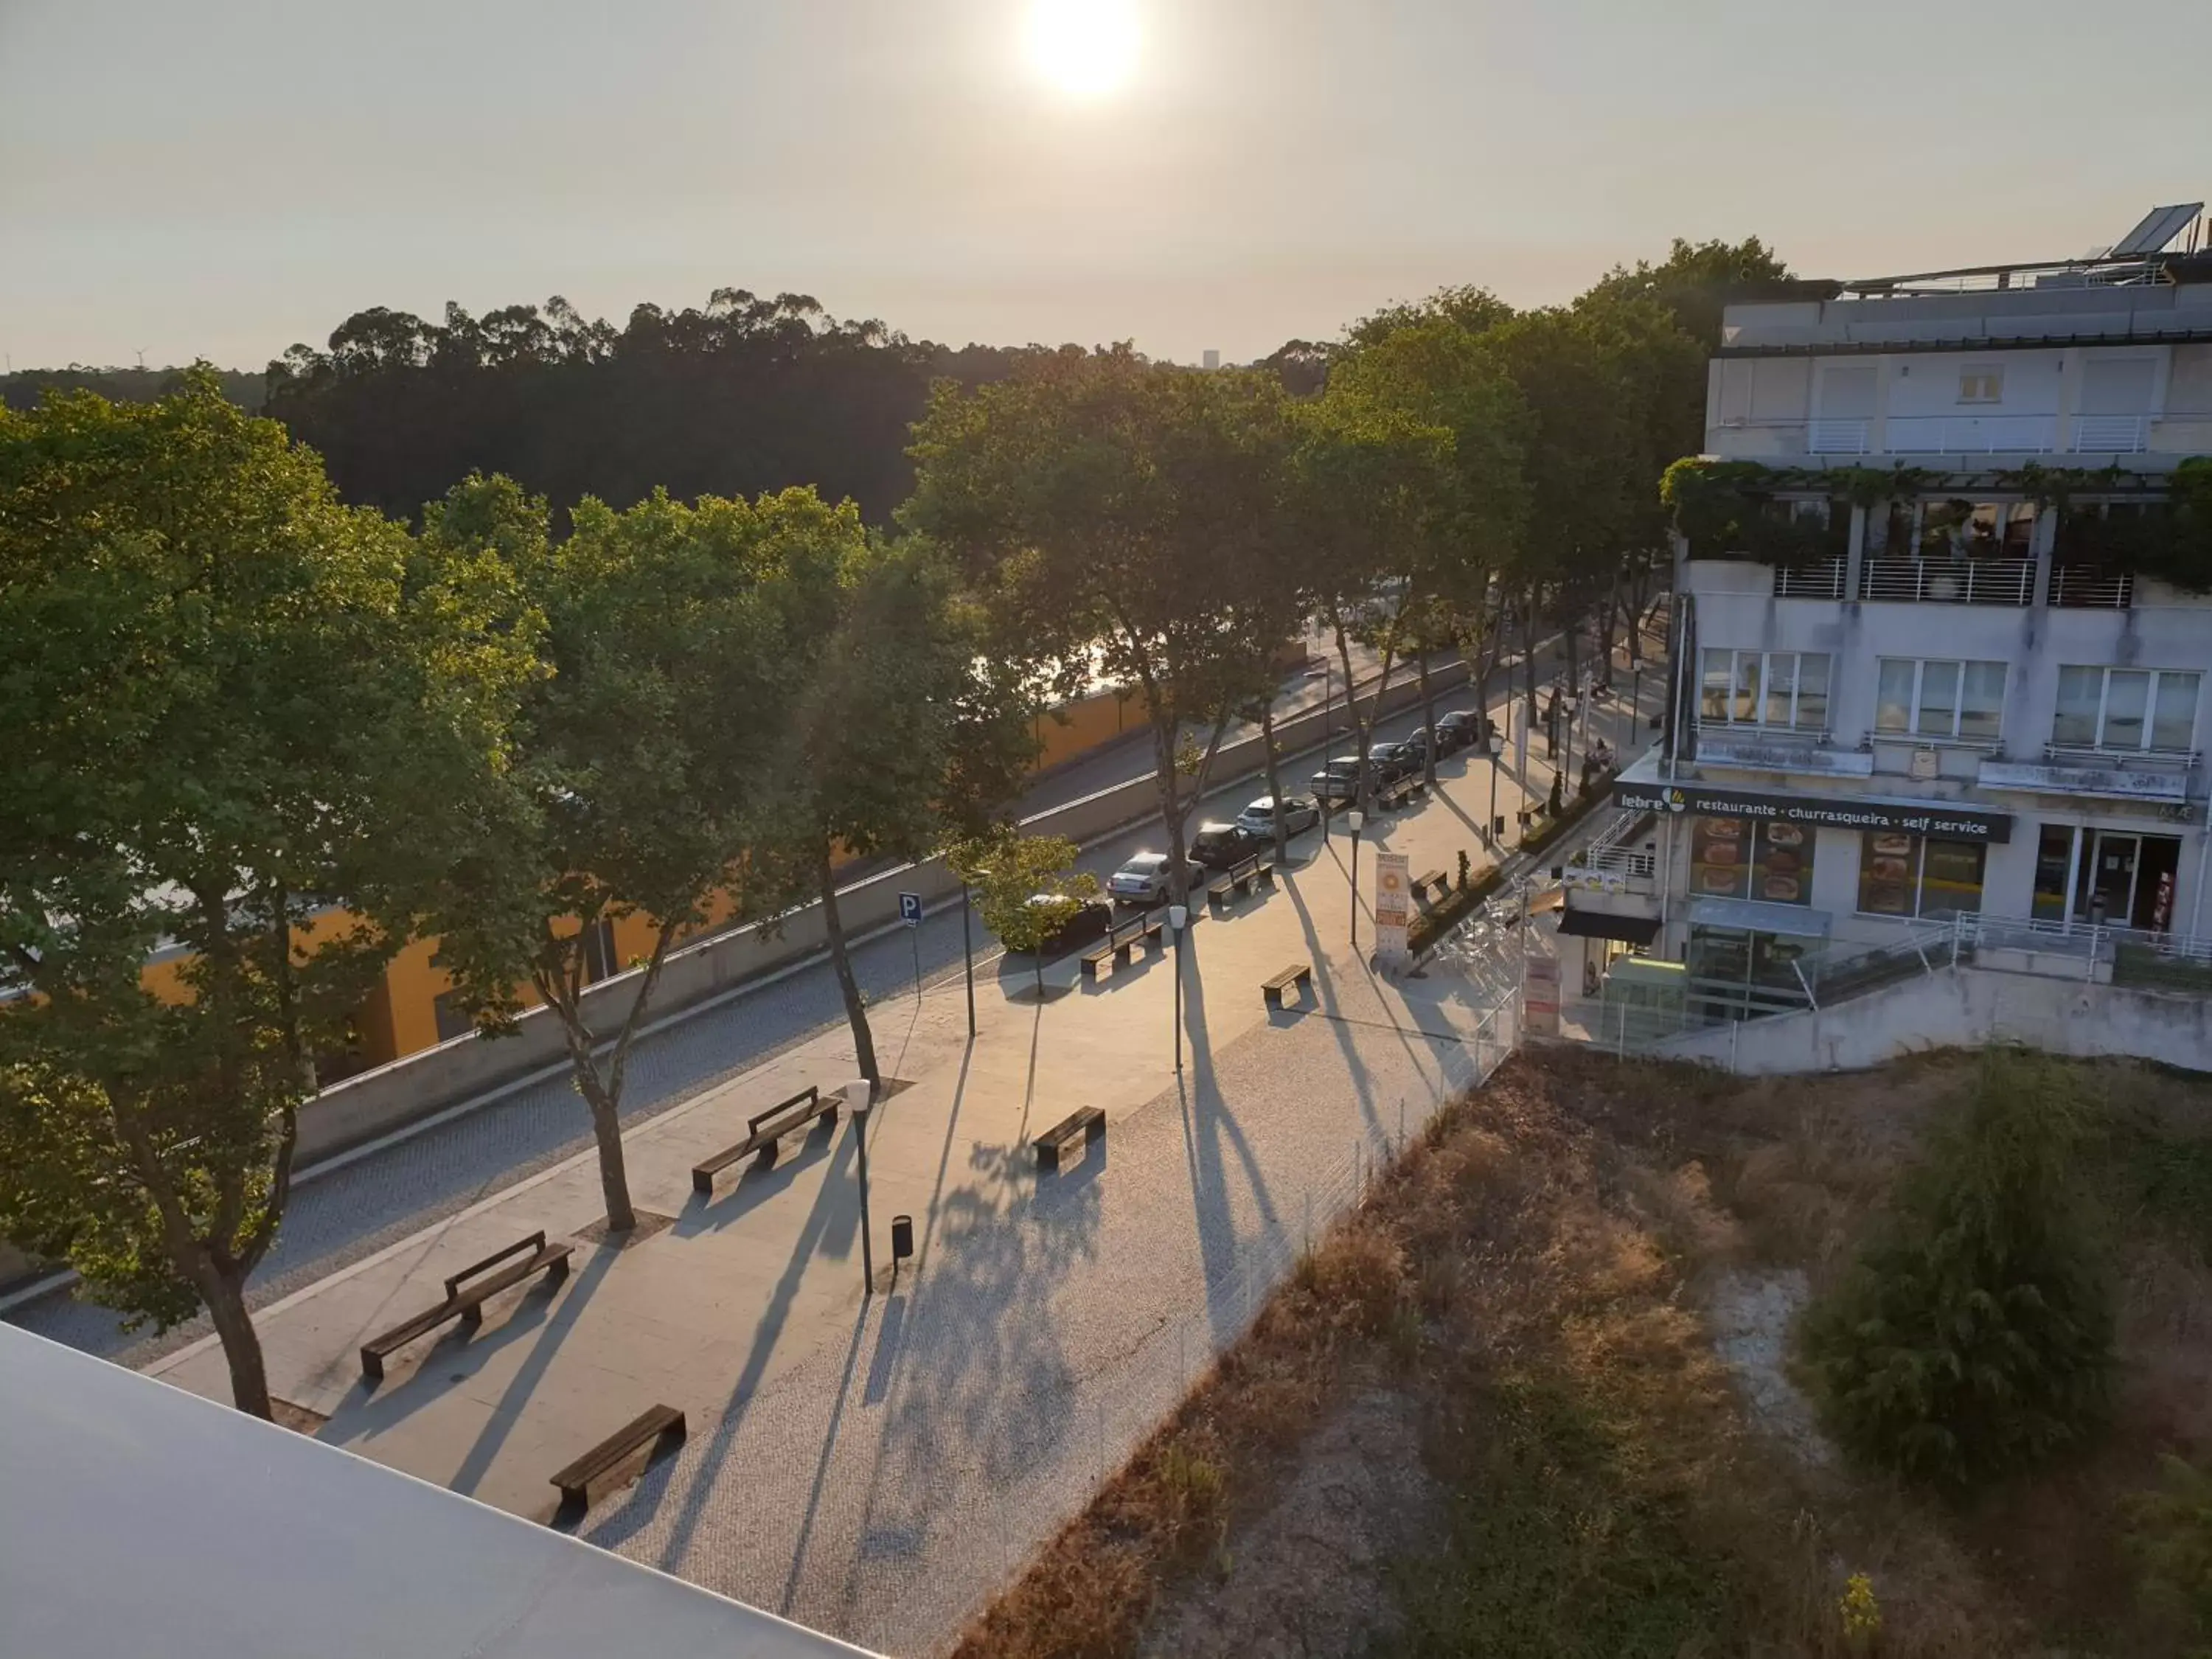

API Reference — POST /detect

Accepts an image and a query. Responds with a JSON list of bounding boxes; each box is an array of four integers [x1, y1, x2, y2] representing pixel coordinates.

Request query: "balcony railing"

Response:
[[1806, 418, 1869, 455], [1887, 414, 2056, 454], [2047, 565, 2134, 608], [1773, 555, 1847, 599], [1860, 556, 2035, 605], [2070, 414, 2149, 453]]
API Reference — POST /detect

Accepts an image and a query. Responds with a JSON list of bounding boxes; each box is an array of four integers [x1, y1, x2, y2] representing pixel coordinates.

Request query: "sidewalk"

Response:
[[143, 646, 1663, 1655]]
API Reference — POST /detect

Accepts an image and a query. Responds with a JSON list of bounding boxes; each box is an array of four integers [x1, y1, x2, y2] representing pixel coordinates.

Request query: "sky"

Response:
[[4, 0, 2210, 372]]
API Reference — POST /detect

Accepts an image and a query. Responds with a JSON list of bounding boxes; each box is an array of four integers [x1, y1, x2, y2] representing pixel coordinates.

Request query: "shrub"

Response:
[[2130, 1453, 2212, 1646], [1801, 1048, 2114, 1489]]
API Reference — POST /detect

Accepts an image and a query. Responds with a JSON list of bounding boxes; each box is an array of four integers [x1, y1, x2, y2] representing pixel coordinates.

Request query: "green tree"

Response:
[[428, 479, 801, 1235], [1803, 1048, 2115, 1489], [757, 531, 1038, 1086], [906, 349, 1292, 906], [947, 833, 1099, 1000], [0, 375, 535, 1416]]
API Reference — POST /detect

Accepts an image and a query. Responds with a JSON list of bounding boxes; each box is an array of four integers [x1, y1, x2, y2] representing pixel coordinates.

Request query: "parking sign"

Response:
[[898, 891, 923, 927]]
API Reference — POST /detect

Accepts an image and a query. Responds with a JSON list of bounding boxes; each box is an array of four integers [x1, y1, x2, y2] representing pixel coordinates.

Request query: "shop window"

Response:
[[1857, 831, 1985, 919], [1874, 658, 2006, 742], [2032, 825, 2076, 922], [1691, 815, 1815, 905], [2051, 666, 2201, 754], [1697, 650, 1831, 732]]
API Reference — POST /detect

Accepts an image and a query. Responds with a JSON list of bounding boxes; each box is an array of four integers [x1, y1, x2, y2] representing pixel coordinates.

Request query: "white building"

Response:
[[1596, 206, 2212, 1018]]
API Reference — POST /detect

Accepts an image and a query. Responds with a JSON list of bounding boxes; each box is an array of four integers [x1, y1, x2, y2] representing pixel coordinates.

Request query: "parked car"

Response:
[[1107, 851, 1203, 906], [1436, 709, 1485, 749], [1189, 821, 1262, 869], [1235, 793, 1321, 840], [1310, 758, 1363, 804], [1023, 895, 1113, 958], [1402, 725, 1448, 765], [1367, 741, 1414, 783]]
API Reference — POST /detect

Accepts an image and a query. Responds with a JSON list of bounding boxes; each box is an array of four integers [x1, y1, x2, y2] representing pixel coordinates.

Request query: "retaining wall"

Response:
[[294, 656, 1479, 1164]]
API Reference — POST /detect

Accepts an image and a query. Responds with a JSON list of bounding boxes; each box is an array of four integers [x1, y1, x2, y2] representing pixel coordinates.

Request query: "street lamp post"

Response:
[[1347, 809, 1366, 952], [1487, 707, 1501, 847], [1169, 902, 1189, 1073], [844, 1079, 876, 1295], [961, 882, 976, 1039], [1321, 661, 1335, 833]]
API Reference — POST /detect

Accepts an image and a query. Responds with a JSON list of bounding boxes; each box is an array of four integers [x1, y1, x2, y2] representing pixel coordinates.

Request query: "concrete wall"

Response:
[[1657, 962, 2212, 1075], [292, 656, 1475, 1166]]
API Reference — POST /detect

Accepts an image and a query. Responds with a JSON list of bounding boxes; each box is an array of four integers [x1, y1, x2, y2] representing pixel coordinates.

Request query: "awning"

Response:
[[1557, 907, 1662, 945], [1688, 896, 1834, 937]]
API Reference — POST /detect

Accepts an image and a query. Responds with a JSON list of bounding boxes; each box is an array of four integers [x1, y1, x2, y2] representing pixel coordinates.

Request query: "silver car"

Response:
[[1107, 851, 1200, 905], [1234, 795, 1321, 839]]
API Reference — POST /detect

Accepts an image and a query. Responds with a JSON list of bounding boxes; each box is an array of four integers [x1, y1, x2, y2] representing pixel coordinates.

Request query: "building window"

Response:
[[581, 917, 620, 984], [1857, 831, 1985, 919], [1698, 650, 1831, 731], [1874, 658, 2006, 742], [1958, 369, 2003, 404], [1691, 816, 1815, 905], [432, 991, 476, 1043], [2051, 666, 2201, 754]]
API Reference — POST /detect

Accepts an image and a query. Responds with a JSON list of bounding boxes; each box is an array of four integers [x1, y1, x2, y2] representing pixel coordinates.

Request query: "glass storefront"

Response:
[[2031, 824, 2185, 930], [1856, 830, 1984, 919], [1689, 815, 1815, 906]]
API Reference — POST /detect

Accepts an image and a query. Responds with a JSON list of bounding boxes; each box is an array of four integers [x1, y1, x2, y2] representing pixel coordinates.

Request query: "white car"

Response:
[[1235, 794, 1321, 840], [1107, 851, 1201, 905]]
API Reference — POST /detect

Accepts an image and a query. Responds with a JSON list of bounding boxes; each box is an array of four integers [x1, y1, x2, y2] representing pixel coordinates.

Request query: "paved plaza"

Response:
[[79, 644, 1657, 1655]]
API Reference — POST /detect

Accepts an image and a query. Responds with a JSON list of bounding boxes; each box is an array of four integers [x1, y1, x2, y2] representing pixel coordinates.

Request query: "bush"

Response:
[[1801, 1048, 2115, 1489], [2130, 1453, 2212, 1647]]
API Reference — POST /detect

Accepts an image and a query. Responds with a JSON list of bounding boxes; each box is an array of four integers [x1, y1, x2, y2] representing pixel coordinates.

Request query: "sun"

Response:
[[1024, 0, 1141, 100]]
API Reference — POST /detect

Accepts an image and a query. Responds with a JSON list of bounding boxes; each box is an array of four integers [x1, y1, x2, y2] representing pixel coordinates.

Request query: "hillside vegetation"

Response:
[[956, 1048, 2212, 1658]]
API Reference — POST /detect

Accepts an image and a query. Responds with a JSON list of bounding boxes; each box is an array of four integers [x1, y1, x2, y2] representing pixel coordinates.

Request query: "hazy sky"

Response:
[[5, 0, 2209, 372]]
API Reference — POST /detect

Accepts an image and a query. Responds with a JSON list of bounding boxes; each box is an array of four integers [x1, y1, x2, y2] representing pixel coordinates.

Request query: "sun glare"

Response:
[[1025, 0, 1141, 100]]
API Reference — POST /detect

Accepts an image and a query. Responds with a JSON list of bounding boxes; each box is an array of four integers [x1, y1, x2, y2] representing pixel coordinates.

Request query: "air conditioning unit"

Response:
[[1908, 748, 1940, 782]]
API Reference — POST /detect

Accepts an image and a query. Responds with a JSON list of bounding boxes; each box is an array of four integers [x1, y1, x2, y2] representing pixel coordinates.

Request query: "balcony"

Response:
[[1977, 747, 2198, 804], [1860, 556, 2035, 606], [1772, 555, 1847, 599], [1798, 413, 2152, 457], [1694, 723, 1875, 777]]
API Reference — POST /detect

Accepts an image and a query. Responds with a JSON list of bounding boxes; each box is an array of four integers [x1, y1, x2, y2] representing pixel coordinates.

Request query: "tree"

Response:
[[947, 833, 1099, 1001], [1803, 1049, 2115, 1489], [0, 373, 534, 1416], [906, 349, 1293, 908], [428, 479, 799, 1235], [756, 531, 1038, 1087]]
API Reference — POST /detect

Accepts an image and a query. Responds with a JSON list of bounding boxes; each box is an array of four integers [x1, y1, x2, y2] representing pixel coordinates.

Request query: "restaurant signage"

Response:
[[1610, 779, 2012, 843]]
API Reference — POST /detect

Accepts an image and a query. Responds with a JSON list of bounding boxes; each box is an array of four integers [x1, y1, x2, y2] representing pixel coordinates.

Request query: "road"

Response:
[[5, 625, 1615, 1366]]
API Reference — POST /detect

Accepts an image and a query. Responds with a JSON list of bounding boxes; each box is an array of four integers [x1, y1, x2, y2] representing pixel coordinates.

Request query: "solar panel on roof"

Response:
[[2110, 204, 2203, 258]]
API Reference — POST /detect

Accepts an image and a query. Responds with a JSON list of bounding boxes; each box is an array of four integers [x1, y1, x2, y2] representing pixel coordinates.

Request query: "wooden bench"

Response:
[[1262, 961, 1313, 1009], [1377, 774, 1428, 811], [1079, 911, 1166, 980], [1206, 853, 1275, 911], [1034, 1105, 1105, 1171], [550, 1404, 686, 1514], [692, 1085, 839, 1194], [359, 1231, 574, 1381], [1411, 867, 1451, 905]]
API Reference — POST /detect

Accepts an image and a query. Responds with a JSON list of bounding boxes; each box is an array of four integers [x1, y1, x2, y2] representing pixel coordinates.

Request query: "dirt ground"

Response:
[[953, 1046, 2212, 1659]]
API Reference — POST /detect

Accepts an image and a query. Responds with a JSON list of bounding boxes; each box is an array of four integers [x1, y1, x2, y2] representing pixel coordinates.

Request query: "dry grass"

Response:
[[953, 1047, 2212, 1659]]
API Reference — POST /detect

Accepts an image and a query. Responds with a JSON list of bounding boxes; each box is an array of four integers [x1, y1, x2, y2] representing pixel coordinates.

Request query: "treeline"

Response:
[[0, 364, 265, 412], [262, 291, 1048, 524]]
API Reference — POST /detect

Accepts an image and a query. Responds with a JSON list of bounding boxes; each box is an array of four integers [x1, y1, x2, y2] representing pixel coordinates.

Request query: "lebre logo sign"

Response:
[[1373, 852, 1411, 963]]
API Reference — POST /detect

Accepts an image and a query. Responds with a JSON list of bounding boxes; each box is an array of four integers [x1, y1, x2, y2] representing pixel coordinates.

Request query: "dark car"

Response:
[[1402, 725, 1451, 764], [1310, 757, 1363, 804], [1367, 741, 1414, 783], [1436, 709, 1485, 749], [1189, 821, 1260, 869], [1023, 895, 1113, 957]]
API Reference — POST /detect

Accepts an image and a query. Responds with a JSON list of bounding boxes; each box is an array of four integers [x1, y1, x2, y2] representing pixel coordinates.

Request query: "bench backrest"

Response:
[[748, 1085, 819, 1134], [1231, 855, 1257, 881]]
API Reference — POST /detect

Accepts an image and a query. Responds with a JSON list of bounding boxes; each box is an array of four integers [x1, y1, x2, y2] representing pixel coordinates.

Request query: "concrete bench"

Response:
[[1034, 1106, 1105, 1172], [1411, 867, 1451, 905], [359, 1231, 574, 1382], [550, 1404, 686, 1514], [1377, 774, 1427, 811], [692, 1085, 838, 1194], [1079, 911, 1166, 980], [1262, 961, 1313, 1010]]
